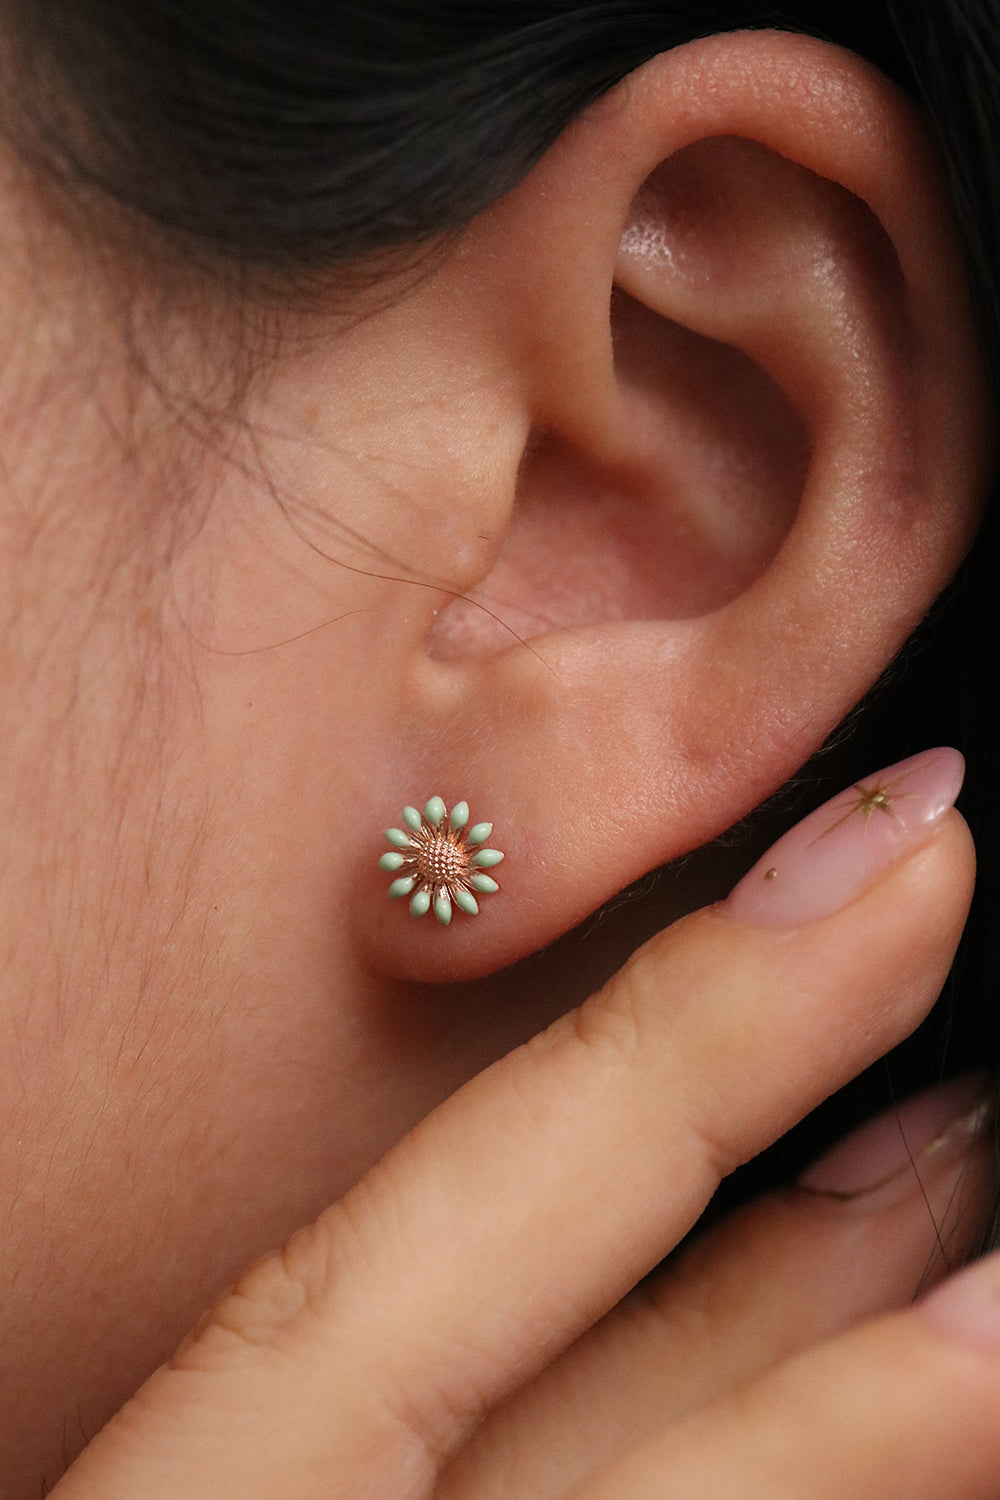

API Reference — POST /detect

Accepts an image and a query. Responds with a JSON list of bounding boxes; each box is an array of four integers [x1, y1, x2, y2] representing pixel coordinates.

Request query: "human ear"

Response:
[[360, 31, 993, 981]]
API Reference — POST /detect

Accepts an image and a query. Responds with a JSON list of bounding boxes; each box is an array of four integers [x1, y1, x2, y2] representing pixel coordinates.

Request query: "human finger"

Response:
[[437, 1074, 993, 1499], [53, 750, 974, 1497], [567, 1246, 1000, 1500]]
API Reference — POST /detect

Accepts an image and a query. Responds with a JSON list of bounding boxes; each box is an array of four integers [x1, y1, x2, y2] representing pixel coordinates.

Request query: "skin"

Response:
[[0, 27, 994, 1497]]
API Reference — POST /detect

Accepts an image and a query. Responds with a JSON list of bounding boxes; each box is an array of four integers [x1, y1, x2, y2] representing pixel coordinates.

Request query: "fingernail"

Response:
[[725, 747, 964, 927], [797, 1073, 988, 1200], [920, 1239, 1000, 1349]]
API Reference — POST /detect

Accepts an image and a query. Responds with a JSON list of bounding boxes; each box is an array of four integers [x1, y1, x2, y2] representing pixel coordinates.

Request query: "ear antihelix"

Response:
[[614, 135, 909, 421]]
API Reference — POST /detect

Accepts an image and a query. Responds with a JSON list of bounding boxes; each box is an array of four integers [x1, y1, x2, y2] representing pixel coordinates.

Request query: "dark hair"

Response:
[[0, 6, 981, 273], [7, 0, 1000, 1242]]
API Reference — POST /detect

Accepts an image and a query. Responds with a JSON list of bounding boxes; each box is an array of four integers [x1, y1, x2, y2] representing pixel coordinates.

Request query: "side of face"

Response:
[[0, 29, 991, 1494]]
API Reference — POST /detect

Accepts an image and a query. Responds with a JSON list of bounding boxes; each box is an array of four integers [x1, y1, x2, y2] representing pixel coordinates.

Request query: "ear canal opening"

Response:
[[424, 306, 808, 662]]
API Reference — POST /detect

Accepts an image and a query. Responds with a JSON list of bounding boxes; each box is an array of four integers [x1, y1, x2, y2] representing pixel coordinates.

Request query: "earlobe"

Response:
[[363, 33, 993, 982]]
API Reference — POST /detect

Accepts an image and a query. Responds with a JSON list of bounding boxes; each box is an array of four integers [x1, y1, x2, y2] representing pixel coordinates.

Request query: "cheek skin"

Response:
[[0, 728, 569, 1492]]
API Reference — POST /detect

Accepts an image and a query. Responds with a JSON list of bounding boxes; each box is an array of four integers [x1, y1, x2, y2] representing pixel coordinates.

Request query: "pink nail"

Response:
[[725, 747, 964, 927], [797, 1073, 986, 1199]]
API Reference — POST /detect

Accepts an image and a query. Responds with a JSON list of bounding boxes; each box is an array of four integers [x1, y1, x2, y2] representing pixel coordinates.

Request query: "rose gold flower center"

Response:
[[415, 830, 465, 886]]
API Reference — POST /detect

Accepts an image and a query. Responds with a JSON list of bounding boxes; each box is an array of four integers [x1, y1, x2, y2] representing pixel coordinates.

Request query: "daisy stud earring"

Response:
[[379, 797, 505, 925]]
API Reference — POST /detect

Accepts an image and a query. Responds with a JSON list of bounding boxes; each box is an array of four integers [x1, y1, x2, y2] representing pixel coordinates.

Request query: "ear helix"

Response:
[[379, 797, 505, 926]]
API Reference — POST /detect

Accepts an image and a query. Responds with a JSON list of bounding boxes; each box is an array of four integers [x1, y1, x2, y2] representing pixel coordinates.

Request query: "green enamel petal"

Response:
[[378, 852, 406, 871], [402, 805, 422, 832], [466, 821, 492, 845], [424, 795, 446, 825], [410, 889, 431, 918], [389, 876, 416, 898], [472, 848, 504, 868], [434, 893, 453, 925], [449, 801, 469, 830], [454, 889, 479, 916], [385, 828, 411, 849], [470, 873, 499, 894]]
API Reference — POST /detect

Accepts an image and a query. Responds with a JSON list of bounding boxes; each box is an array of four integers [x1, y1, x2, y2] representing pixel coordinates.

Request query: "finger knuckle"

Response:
[[567, 957, 657, 1074], [170, 1215, 336, 1372]]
